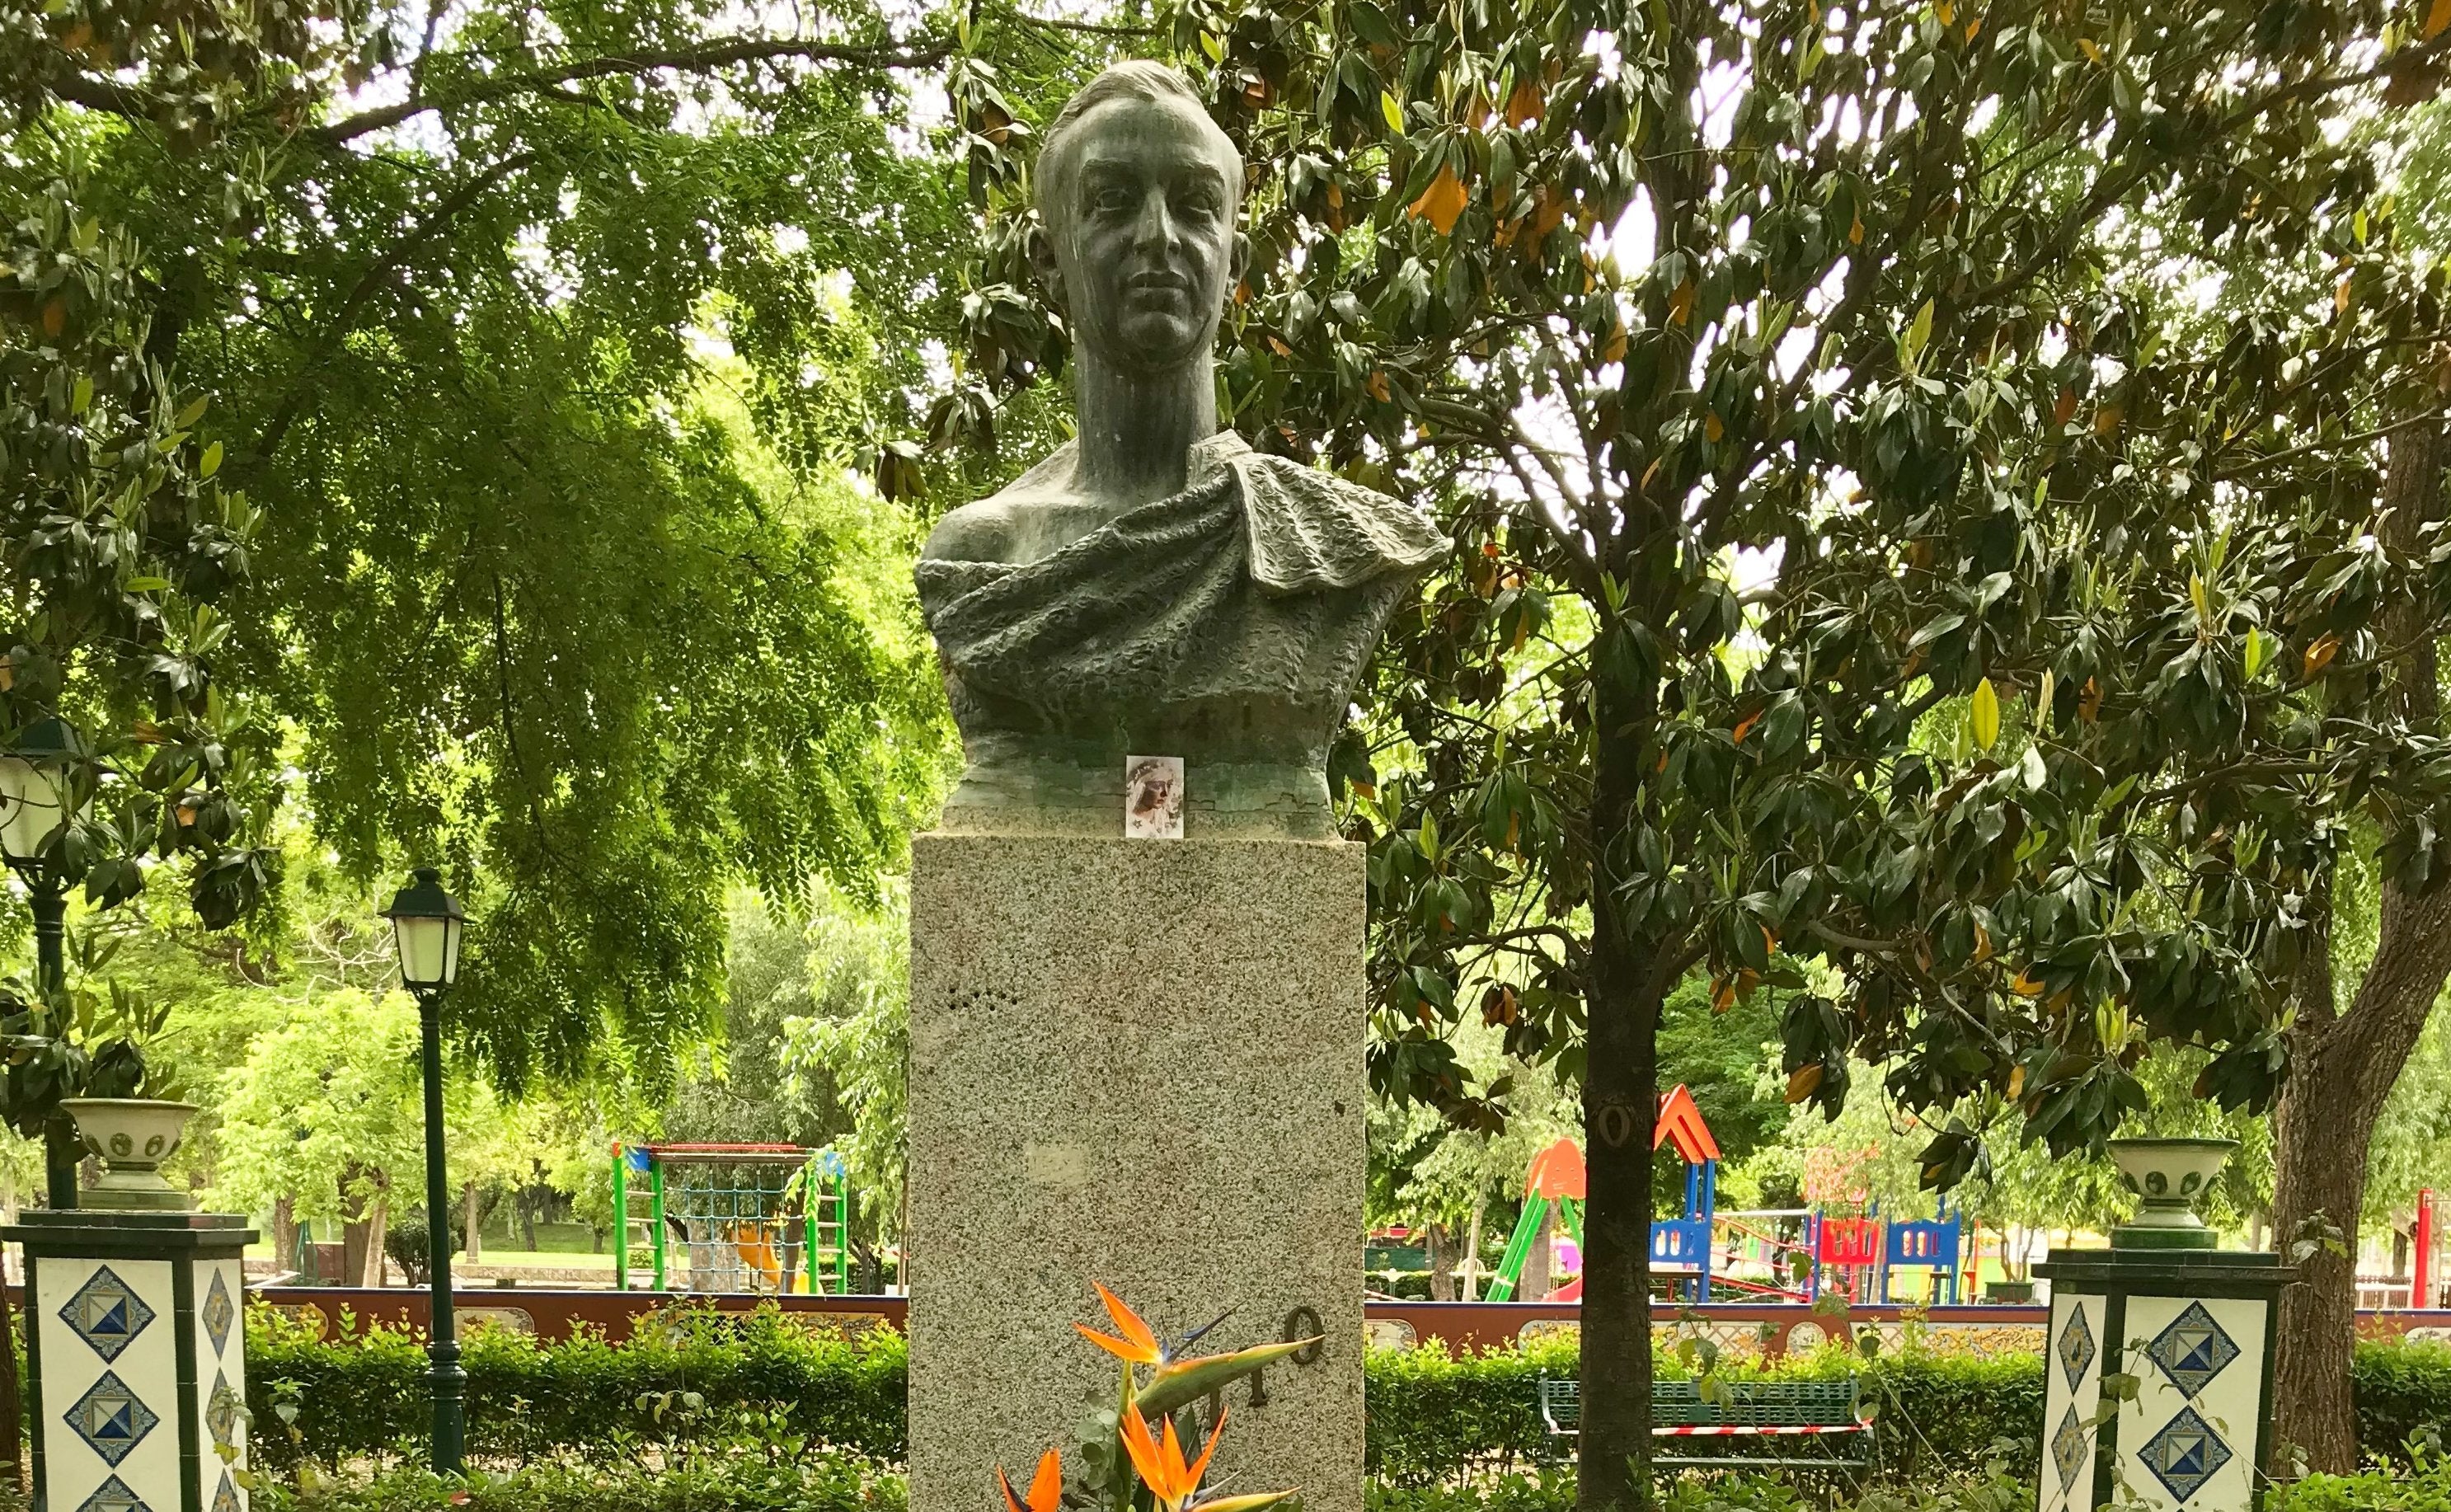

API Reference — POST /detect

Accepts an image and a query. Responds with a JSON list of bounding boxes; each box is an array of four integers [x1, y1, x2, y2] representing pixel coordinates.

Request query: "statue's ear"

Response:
[[1228, 231, 1251, 300], [1028, 223, 1065, 313]]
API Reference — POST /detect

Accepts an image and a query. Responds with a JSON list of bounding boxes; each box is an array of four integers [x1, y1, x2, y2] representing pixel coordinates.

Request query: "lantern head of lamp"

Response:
[[382, 867, 464, 996], [0, 719, 80, 870]]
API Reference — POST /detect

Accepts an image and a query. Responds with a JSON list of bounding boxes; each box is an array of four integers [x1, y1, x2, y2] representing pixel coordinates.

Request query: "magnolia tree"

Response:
[[937, 0, 2451, 1496]]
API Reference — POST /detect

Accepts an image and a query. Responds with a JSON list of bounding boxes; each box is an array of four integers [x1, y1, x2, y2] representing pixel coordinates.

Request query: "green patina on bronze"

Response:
[[916, 63, 1441, 837]]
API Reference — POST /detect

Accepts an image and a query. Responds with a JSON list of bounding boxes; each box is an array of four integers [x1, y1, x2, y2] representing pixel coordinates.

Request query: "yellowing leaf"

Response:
[[1704, 411, 1726, 442], [2080, 676, 2101, 721], [1965, 15, 1982, 39], [1848, 213, 1865, 245], [2304, 632, 2341, 677], [1408, 165, 1470, 234], [1712, 977, 1737, 1012], [2093, 402, 2122, 437], [2010, 969, 2045, 998], [2078, 36, 2104, 61], [1379, 90, 1406, 135], [1732, 709, 1761, 744], [1505, 78, 1545, 127], [2430, 0, 2451, 38], [1936, 0, 1953, 21], [1785, 1064, 1825, 1103], [1970, 676, 2001, 750], [40, 298, 64, 338], [2336, 275, 2355, 314], [1974, 921, 1993, 963], [1603, 322, 1627, 362], [2007, 1064, 2026, 1100], [1668, 279, 1697, 326], [2053, 387, 2078, 429], [1365, 369, 1392, 402]]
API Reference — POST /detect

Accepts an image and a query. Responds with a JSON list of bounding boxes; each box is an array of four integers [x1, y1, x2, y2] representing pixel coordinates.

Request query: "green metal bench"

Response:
[[1538, 1376, 1872, 1472]]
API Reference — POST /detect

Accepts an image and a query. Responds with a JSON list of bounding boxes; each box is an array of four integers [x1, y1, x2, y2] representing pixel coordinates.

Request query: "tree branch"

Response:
[[310, 35, 954, 143]]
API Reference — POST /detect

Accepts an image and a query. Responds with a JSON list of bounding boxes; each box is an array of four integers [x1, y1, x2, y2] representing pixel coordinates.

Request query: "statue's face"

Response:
[[1040, 94, 1246, 373]]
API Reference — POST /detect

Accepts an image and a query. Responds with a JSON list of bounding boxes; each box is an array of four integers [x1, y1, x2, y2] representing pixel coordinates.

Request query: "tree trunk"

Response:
[[1425, 1223, 1457, 1301], [464, 1183, 483, 1263], [1463, 1204, 1484, 1301], [2272, 416, 2451, 1474], [1579, 660, 1665, 1512], [1525, 1205, 1554, 1300], [361, 1195, 391, 1287], [272, 1195, 299, 1274]]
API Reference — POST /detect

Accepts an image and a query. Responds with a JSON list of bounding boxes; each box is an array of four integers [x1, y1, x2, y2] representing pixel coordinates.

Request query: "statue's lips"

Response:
[[1122, 271, 1194, 303]]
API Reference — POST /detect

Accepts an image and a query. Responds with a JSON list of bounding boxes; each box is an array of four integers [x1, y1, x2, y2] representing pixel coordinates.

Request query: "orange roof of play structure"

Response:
[[1522, 1085, 1720, 1200]]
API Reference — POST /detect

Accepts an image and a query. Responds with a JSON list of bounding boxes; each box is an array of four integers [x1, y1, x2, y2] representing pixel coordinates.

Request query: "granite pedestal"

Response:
[[908, 834, 1365, 1512]]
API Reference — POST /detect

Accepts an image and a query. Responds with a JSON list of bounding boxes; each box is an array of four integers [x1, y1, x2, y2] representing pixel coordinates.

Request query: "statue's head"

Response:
[[1032, 63, 1248, 376]]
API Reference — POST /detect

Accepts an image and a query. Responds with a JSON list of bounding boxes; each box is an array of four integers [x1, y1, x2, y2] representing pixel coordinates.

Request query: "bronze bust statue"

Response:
[[916, 63, 1443, 837]]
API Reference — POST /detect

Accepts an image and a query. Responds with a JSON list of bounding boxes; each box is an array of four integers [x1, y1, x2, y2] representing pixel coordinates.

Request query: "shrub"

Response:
[[247, 1303, 908, 1472], [242, 1458, 906, 1512], [240, 1302, 2451, 1482]]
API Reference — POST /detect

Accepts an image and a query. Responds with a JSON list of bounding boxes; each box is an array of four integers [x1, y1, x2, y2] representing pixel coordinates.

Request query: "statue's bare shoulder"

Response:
[[923, 500, 1021, 564]]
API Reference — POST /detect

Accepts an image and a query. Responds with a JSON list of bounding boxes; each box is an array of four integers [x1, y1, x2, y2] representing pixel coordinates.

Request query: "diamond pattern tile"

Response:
[[66, 1370, 161, 1467], [61, 1267, 156, 1364], [2138, 1405, 2234, 1505], [2148, 1302, 2242, 1399], [207, 1368, 241, 1451], [74, 1475, 152, 1512], [203, 1268, 235, 1359], [212, 1470, 241, 1512], [2058, 1304, 2096, 1392], [2051, 1402, 2089, 1496]]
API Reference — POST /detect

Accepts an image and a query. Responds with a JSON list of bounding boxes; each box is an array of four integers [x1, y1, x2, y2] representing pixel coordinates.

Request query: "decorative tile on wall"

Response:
[[2036, 1293, 2105, 1512], [36, 1258, 178, 1512], [193, 1257, 250, 1512], [2119, 1294, 2268, 1512]]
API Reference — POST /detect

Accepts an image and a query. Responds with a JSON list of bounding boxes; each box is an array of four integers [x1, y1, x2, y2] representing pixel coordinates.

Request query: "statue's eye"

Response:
[[1092, 185, 1135, 213]]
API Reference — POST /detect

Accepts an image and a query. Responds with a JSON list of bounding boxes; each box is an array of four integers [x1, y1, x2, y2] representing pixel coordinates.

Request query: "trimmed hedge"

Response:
[[247, 1304, 907, 1472], [1361, 1340, 2044, 1484], [243, 1304, 2451, 1481]]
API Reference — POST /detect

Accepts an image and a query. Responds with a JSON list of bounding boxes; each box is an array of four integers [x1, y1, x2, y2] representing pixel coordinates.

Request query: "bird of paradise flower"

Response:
[[995, 1284, 1321, 1512]]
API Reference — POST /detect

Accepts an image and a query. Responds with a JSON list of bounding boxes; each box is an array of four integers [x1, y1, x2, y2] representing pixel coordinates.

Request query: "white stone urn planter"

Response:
[[60, 1097, 198, 1210], [2106, 1135, 2235, 1249]]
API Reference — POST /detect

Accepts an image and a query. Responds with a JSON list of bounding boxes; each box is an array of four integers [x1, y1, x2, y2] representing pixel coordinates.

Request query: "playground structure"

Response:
[[612, 1142, 850, 1294], [1482, 1087, 1970, 1304]]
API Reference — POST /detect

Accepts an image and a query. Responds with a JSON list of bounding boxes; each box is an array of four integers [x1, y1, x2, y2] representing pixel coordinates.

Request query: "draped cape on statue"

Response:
[[915, 430, 1443, 824]]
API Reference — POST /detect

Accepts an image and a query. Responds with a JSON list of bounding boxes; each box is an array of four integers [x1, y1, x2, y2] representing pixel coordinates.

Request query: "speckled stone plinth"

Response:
[[909, 834, 1365, 1512]]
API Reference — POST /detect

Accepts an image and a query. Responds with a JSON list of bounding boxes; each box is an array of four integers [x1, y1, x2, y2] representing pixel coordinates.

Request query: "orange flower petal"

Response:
[[999, 1466, 1031, 1512], [1076, 1322, 1161, 1364], [1184, 1405, 1225, 1491], [1027, 1449, 1063, 1512], [1120, 1402, 1169, 1491], [1094, 1283, 1163, 1359]]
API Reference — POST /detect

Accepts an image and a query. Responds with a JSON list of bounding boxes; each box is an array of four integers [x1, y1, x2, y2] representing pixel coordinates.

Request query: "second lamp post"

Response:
[[383, 866, 467, 1475]]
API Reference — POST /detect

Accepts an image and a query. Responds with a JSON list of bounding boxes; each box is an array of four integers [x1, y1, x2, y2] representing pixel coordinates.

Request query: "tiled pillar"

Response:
[[2033, 1250, 2289, 1512], [3, 1212, 256, 1512]]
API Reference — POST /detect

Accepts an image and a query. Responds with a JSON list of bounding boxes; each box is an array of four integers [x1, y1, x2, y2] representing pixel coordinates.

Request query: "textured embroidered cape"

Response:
[[915, 431, 1444, 800]]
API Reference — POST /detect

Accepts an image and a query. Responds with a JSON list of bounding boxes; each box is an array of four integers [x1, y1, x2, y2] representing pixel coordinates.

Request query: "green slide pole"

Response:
[[1485, 1195, 1551, 1302]]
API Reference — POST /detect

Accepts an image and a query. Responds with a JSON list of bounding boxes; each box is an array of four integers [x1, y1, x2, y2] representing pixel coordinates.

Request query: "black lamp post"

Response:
[[0, 718, 85, 1209], [383, 866, 467, 1475]]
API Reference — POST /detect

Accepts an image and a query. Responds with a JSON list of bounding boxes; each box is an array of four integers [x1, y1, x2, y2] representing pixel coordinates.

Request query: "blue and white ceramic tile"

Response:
[[192, 1257, 250, 1512], [73, 1473, 153, 1512], [37, 1258, 177, 1512], [59, 1268, 156, 1365], [2119, 1294, 2269, 1512], [2037, 1293, 2105, 1512]]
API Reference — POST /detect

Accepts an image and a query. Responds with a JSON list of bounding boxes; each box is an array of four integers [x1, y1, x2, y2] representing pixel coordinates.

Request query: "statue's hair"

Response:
[[1035, 62, 1243, 223]]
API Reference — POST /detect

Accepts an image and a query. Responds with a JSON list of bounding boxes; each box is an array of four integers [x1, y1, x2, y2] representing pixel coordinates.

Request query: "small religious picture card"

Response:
[[1125, 755, 1186, 839]]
